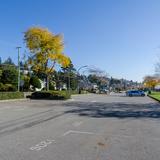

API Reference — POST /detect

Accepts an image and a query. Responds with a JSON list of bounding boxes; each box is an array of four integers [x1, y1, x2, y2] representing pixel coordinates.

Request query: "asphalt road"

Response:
[[0, 94, 160, 160]]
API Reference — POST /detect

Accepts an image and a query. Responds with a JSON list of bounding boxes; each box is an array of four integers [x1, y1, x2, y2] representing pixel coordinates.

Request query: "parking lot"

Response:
[[0, 94, 160, 160]]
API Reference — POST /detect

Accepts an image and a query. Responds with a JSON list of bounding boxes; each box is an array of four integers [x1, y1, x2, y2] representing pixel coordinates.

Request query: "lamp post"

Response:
[[16, 47, 21, 92], [77, 65, 88, 94], [68, 68, 71, 94]]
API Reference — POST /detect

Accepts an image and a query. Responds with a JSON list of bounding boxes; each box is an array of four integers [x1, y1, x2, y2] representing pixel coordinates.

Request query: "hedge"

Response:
[[0, 83, 17, 91], [30, 91, 71, 100], [0, 92, 24, 100]]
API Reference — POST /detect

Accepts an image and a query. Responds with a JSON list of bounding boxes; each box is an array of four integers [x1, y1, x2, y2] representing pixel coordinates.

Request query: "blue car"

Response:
[[126, 90, 145, 97]]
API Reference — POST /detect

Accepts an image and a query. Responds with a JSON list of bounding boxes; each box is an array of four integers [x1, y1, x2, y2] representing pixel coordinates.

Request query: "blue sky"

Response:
[[0, 0, 160, 82]]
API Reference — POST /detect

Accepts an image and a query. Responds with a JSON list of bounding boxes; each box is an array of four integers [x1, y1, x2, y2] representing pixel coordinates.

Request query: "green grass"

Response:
[[0, 92, 24, 100], [148, 91, 160, 101]]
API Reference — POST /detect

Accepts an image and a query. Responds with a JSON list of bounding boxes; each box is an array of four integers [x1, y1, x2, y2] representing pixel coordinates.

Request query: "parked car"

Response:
[[126, 90, 145, 97]]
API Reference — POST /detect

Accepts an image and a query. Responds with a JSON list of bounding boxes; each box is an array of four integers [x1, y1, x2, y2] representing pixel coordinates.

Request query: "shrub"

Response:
[[1, 66, 18, 85], [29, 76, 41, 89], [0, 92, 24, 100], [0, 83, 16, 91], [49, 81, 56, 90], [0, 83, 6, 91], [30, 90, 71, 100], [22, 76, 30, 91], [5, 84, 17, 91]]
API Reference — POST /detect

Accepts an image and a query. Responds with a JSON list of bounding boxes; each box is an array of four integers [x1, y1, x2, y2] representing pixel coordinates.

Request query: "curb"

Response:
[[0, 98, 30, 103], [147, 95, 160, 103]]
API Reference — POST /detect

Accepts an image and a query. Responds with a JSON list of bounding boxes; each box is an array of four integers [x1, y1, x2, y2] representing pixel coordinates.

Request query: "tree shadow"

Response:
[[64, 101, 160, 118]]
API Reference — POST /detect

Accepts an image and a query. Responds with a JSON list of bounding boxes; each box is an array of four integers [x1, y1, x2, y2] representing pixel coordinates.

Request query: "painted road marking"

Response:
[[91, 100, 97, 103], [16, 108, 26, 111], [0, 106, 12, 110], [63, 130, 95, 136], [72, 121, 83, 127], [30, 139, 55, 151], [0, 106, 27, 110], [68, 99, 75, 101], [30, 130, 103, 152]]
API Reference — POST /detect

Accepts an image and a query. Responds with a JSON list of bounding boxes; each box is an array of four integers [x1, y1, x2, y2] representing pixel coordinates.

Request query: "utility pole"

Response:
[[16, 47, 21, 92]]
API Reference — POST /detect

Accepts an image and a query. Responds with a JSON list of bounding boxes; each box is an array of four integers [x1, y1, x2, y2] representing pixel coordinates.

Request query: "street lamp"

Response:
[[16, 47, 21, 92], [68, 68, 71, 94], [77, 65, 88, 73], [77, 65, 88, 94]]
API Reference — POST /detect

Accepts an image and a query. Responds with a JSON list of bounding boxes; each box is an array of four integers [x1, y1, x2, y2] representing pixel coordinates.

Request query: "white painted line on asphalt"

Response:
[[62, 130, 95, 136], [0, 106, 27, 110], [1, 106, 12, 109], [72, 121, 83, 127], [63, 130, 72, 136], [91, 100, 97, 103], [68, 99, 75, 101], [29, 139, 56, 151], [16, 108, 25, 111], [70, 130, 95, 135]]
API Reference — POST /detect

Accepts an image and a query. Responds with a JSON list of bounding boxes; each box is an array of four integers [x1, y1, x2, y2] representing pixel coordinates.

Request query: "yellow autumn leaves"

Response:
[[143, 76, 159, 88], [24, 27, 70, 74]]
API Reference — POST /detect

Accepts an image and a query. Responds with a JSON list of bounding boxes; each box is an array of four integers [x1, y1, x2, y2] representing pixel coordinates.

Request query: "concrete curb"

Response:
[[147, 95, 160, 103], [0, 98, 30, 103], [71, 93, 93, 96]]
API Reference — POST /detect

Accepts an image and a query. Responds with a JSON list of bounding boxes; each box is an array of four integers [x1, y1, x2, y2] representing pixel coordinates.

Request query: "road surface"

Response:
[[0, 94, 160, 160]]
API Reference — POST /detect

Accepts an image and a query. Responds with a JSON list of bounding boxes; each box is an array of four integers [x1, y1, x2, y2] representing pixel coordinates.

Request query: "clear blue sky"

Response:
[[0, 0, 160, 82]]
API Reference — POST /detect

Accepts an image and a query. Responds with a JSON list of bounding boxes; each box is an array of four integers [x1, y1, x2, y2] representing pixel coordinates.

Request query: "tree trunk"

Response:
[[46, 76, 49, 91]]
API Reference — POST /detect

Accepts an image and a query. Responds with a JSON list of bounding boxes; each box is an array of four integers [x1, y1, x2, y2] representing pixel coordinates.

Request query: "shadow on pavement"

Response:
[[64, 102, 160, 118]]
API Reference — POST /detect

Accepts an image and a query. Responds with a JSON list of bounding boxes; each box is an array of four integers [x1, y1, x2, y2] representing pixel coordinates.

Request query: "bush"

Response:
[[0, 92, 24, 100], [1, 66, 18, 85], [22, 76, 30, 91], [49, 81, 56, 90], [0, 83, 16, 91], [29, 76, 41, 89], [0, 83, 6, 91], [30, 90, 71, 100], [5, 84, 17, 91]]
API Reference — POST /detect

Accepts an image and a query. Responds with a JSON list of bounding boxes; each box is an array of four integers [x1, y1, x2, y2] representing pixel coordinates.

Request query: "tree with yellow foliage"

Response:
[[24, 27, 70, 90], [143, 76, 158, 89]]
